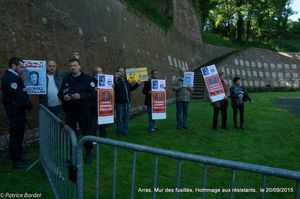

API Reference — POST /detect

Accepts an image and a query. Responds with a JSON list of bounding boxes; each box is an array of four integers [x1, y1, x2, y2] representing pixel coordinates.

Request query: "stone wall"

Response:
[[215, 48, 300, 88], [0, 0, 235, 137]]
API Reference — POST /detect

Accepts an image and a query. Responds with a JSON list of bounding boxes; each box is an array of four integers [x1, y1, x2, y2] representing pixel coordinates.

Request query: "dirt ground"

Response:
[[274, 97, 300, 119]]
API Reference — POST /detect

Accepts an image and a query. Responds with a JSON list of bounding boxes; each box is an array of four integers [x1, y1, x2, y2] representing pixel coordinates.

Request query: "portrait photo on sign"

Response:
[[155, 93, 163, 101], [102, 91, 111, 101], [152, 80, 158, 90], [99, 75, 106, 87], [29, 71, 39, 86]]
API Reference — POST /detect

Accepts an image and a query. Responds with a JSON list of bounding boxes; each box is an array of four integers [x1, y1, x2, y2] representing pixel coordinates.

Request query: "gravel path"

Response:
[[274, 97, 300, 119]]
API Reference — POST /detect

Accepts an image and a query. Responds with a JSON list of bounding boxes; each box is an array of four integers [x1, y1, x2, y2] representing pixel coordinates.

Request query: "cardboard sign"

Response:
[[126, 67, 148, 83], [151, 79, 166, 120], [201, 64, 225, 103], [183, 72, 194, 87], [24, 60, 47, 95], [97, 74, 114, 89], [97, 74, 114, 125]]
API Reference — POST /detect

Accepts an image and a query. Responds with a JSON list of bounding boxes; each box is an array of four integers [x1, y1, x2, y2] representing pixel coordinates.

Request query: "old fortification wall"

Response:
[[216, 48, 300, 88], [0, 0, 234, 140]]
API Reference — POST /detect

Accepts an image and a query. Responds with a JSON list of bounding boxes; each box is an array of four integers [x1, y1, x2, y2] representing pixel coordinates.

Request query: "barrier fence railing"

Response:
[[39, 105, 300, 199], [76, 136, 300, 199], [39, 105, 78, 199]]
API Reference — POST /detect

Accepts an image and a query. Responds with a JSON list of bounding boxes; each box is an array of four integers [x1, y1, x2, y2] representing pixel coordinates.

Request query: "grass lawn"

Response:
[[1, 92, 300, 199]]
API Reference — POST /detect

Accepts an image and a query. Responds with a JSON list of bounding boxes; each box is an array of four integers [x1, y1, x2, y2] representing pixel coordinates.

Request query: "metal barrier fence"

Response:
[[39, 105, 300, 199], [77, 136, 300, 199], [39, 105, 78, 199]]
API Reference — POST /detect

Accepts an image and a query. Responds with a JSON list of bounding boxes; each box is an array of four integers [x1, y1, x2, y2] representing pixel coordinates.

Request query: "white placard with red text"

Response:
[[201, 64, 225, 103], [97, 74, 114, 125], [151, 79, 166, 120]]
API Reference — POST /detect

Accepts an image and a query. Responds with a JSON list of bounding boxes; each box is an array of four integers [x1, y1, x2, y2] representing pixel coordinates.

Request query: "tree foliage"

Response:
[[193, 0, 300, 47]]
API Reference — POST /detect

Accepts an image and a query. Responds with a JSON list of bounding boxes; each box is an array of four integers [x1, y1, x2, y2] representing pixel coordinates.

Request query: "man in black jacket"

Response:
[[114, 67, 140, 135], [143, 69, 158, 132], [58, 58, 96, 164], [1, 57, 33, 169]]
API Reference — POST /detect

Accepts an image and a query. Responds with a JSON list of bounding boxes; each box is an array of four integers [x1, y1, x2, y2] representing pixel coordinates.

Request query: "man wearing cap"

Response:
[[230, 77, 252, 130]]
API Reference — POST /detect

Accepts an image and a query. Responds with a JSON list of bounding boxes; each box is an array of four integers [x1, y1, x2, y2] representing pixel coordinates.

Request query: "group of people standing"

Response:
[[1, 55, 251, 168], [212, 73, 252, 130]]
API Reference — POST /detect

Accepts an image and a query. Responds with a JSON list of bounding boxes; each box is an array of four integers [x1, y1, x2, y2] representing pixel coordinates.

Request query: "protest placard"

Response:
[[24, 60, 46, 95], [201, 64, 225, 103], [97, 74, 114, 125], [183, 72, 194, 87], [151, 79, 166, 120], [126, 67, 148, 83]]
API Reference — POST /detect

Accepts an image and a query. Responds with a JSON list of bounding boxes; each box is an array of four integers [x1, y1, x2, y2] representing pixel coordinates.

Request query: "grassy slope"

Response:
[[1, 92, 300, 198]]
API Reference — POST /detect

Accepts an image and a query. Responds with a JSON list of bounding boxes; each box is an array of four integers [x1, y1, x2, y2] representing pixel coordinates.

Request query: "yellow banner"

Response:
[[126, 67, 148, 82]]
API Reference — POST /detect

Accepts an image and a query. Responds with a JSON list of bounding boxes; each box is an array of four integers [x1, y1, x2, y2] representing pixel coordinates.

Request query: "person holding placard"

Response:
[[172, 68, 193, 130], [230, 77, 252, 130], [212, 72, 229, 130], [91, 67, 108, 138], [114, 67, 140, 135], [143, 69, 158, 132]]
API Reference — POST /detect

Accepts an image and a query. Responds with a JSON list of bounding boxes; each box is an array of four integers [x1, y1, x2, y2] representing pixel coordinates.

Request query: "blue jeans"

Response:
[[147, 105, 156, 130], [176, 101, 189, 128], [116, 103, 130, 134]]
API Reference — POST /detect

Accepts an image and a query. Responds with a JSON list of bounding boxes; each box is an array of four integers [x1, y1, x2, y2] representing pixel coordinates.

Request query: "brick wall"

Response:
[[0, 0, 234, 138]]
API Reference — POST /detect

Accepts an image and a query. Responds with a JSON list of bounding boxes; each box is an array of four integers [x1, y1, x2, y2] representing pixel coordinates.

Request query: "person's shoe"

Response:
[[234, 124, 238, 129], [122, 133, 128, 136], [212, 126, 217, 130], [183, 126, 188, 130], [85, 152, 92, 165], [155, 127, 158, 130], [240, 126, 245, 130], [221, 127, 228, 130], [149, 128, 155, 133], [12, 160, 28, 169], [177, 126, 181, 130]]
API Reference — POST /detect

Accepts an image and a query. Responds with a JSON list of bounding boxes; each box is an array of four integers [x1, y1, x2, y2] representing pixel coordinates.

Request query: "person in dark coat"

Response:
[[230, 77, 252, 130], [58, 58, 96, 164], [212, 72, 229, 130], [114, 67, 140, 135], [1, 57, 33, 169], [143, 69, 158, 132]]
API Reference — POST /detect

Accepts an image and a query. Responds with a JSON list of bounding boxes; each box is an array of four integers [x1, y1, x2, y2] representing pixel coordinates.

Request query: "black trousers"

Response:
[[6, 108, 26, 162], [65, 110, 94, 152], [91, 112, 107, 138], [213, 105, 227, 128], [233, 104, 244, 127]]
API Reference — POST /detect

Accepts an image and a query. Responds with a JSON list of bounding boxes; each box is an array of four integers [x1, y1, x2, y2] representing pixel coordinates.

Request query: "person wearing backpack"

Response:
[[230, 77, 252, 130]]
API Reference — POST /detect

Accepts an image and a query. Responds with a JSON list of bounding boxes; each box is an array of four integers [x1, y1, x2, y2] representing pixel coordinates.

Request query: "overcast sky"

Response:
[[290, 0, 300, 21]]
